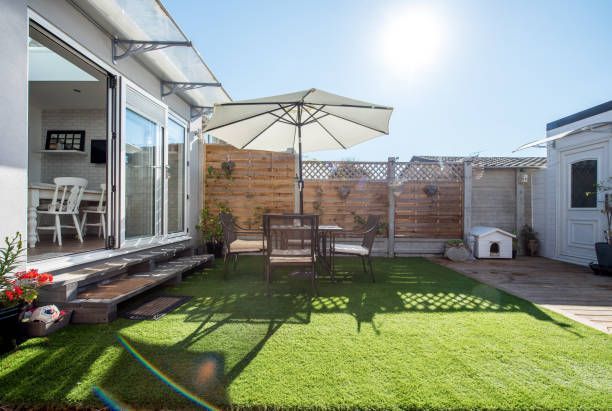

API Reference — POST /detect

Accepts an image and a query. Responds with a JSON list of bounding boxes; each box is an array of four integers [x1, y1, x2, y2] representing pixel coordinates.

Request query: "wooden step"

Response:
[[67, 254, 212, 324], [38, 243, 191, 303]]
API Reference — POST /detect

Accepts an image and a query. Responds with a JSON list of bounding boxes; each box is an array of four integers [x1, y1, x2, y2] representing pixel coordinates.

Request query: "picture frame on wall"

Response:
[[45, 130, 85, 151]]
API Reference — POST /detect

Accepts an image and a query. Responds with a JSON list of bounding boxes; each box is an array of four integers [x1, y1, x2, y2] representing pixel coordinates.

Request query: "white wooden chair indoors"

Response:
[[36, 177, 87, 246], [80, 183, 106, 239]]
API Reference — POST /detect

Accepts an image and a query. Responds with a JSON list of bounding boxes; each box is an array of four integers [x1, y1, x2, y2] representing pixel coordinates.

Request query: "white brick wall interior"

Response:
[[38, 109, 107, 189]]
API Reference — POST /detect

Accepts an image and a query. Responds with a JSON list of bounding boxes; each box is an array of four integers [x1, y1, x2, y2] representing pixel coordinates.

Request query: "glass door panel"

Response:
[[125, 109, 159, 238], [167, 119, 186, 233]]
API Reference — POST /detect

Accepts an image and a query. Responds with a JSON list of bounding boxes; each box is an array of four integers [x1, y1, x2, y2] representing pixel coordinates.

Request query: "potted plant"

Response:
[[221, 160, 235, 178], [0, 233, 53, 352], [519, 225, 538, 256], [591, 192, 612, 275], [197, 204, 230, 258]]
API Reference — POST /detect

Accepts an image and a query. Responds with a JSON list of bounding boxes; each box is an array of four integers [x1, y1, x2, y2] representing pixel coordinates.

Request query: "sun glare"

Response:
[[380, 6, 445, 76]]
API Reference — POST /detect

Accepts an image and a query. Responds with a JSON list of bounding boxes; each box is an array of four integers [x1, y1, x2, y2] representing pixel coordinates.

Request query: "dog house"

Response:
[[468, 226, 515, 259]]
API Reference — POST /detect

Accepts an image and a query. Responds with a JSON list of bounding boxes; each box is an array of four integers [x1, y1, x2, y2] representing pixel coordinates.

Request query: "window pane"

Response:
[[167, 119, 185, 233], [125, 109, 157, 238], [571, 160, 597, 208]]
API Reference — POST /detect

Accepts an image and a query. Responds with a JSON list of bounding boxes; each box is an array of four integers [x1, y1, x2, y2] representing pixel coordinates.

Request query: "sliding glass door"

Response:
[[124, 108, 160, 239], [167, 118, 186, 234], [122, 85, 188, 245]]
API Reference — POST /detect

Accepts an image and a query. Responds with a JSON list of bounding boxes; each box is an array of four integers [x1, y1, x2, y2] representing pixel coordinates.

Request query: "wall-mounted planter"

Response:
[[338, 186, 351, 200], [424, 184, 438, 197]]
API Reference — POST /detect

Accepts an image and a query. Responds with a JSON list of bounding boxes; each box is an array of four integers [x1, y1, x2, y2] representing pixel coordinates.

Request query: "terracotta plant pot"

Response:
[[527, 239, 539, 256]]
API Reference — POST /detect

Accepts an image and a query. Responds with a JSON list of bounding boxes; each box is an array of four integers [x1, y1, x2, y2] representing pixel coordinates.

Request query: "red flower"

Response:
[[14, 286, 23, 296], [4, 290, 14, 301], [38, 273, 53, 284]]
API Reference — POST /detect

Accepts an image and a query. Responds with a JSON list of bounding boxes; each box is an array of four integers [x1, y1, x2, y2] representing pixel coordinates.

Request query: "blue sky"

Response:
[[165, 0, 612, 161]]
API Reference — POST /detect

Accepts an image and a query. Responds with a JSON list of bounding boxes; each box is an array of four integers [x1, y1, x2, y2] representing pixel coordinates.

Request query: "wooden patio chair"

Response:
[[263, 214, 318, 295], [219, 212, 265, 277], [333, 215, 380, 282]]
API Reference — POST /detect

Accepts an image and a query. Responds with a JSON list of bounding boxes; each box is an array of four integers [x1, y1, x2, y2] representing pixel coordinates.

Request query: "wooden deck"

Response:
[[433, 256, 612, 334]]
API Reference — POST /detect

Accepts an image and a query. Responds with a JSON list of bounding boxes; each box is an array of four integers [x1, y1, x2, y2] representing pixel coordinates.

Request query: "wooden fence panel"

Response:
[[394, 181, 463, 238], [302, 180, 388, 230], [203, 145, 464, 238], [204, 144, 295, 228]]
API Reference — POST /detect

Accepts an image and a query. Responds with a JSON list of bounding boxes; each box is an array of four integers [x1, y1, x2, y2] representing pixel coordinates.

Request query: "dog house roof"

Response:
[[469, 226, 516, 239]]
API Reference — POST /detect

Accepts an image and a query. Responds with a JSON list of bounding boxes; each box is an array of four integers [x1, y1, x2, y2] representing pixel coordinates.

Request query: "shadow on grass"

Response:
[[186, 256, 577, 335], [0, 256, 582, 410]]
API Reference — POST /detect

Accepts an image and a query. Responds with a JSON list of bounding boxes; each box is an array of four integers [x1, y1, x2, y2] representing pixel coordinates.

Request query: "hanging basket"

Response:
[[337, 186, 351, 200], [424, 184, 438, 197]]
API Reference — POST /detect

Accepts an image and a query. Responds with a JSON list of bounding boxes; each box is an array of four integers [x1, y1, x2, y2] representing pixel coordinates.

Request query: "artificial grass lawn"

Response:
[[0, 257, 610, 410]]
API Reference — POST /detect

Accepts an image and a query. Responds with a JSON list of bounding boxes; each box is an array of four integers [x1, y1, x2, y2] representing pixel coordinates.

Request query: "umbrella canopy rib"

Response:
[[301, 104, 326, 125], [205, 103, 295, 132], [304, 104, 389, 134], [302, 113, 329, 126], [269, 111, 296, 125], [311, 115, 347, 149], [278, 104, 299, 124], [241, 111, 292, 149]]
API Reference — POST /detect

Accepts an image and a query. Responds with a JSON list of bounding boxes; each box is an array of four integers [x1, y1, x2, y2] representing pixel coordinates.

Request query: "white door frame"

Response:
[[27, 10, 121, 252], [120, 79, 168, 247], [26, 9, 192, 267], [166, 112, 189, 239], [556, 140, 608, 263]]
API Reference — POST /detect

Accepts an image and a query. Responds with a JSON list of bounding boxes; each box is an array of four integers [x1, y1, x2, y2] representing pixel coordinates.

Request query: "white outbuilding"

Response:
[[468, 226, 516, 259]]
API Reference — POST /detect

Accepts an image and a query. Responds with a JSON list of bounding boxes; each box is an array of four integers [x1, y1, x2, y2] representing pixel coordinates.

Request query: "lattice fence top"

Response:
[[303, 161, 388, 180], [303, 161, 463, 182], [395, 162, 464, 182]]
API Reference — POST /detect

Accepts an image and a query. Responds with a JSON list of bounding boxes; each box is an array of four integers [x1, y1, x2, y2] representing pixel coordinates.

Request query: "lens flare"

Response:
[[92, 386, 129, 411], [117, 335, 220, 411]]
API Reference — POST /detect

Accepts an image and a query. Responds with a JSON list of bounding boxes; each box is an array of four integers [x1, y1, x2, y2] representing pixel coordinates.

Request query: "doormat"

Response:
[[122, 296, 192, 320]]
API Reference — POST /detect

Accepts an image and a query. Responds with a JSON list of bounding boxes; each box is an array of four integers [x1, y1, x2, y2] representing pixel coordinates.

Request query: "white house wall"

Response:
[[531, 168, 554, 258], [534, 111, 612, 265], [0, 0, 203, 247]]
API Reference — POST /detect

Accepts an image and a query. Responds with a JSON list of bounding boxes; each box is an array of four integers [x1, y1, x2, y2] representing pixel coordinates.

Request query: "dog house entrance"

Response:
[[489, 242, 500, 256]]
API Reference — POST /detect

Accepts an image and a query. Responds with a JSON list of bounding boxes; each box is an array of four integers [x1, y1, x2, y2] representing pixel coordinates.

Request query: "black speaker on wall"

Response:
[[90, 139, 107, 164]]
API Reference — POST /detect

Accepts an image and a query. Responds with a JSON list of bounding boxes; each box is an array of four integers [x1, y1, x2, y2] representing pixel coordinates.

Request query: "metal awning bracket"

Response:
[[112, 39, 192, 63], [190, 106, 214, 121], [161, 81, 223, 98]]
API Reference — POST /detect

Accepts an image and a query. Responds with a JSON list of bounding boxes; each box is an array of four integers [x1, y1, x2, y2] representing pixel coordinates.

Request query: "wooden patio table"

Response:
[[318, 225, 343, 281], [266, 223, 343, 281]]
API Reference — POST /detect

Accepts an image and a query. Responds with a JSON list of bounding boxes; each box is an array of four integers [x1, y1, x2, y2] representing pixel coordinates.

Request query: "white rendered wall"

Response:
[[0, 1, 203, 249], [535, 110, 612, 264]]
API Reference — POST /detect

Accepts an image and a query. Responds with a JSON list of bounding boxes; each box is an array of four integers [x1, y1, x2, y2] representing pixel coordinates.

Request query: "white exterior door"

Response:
[[559, 144, 607, 262]]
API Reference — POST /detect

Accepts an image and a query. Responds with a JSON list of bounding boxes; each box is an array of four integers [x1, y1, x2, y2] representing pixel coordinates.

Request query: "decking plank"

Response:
[[433, 256, 612, 334]]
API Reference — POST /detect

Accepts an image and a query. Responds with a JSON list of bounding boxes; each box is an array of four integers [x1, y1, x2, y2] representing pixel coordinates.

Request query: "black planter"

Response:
[[206, 241, 224, 259], [0, 304, 23, 353], [590, 242, 612, 276]]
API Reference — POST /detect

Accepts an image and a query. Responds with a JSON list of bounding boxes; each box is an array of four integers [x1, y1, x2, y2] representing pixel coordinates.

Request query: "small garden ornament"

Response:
[[444, 239, 473, 262]]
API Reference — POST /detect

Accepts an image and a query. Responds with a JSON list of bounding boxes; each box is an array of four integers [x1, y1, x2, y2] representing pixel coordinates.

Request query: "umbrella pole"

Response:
[[297, 106, 304, 214]]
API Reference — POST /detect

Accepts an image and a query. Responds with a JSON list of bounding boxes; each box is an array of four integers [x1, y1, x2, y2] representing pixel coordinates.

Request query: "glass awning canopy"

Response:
[[73, 0, 231, 108]]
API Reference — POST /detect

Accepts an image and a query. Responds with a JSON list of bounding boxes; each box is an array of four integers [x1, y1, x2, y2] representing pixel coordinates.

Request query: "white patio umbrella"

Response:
[[203, 88, 393, 213]]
